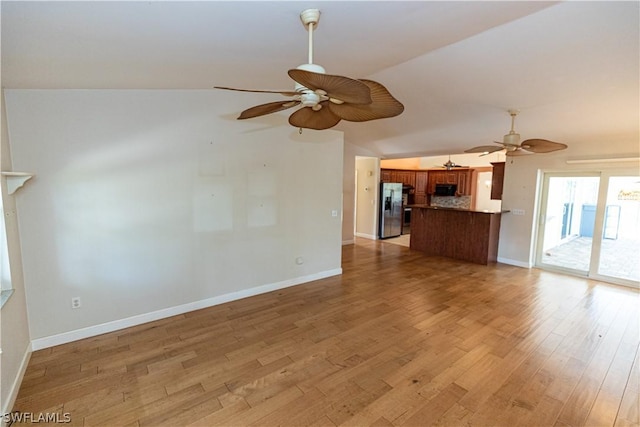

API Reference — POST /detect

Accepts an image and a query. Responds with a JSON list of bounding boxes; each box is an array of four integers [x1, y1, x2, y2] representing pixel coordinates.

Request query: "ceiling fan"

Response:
[[434, 155, 468, 170], [465, 110, 568, 157], [214, 9, 404, 131]]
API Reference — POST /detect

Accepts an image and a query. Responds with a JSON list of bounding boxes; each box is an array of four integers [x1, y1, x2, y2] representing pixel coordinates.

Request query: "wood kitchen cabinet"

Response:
[[409, 206, 501, 264], [426, 169, 472, 195], [393, 170, 416, 188], [382, 168, 474, 198], [414, 171, 429, 204], [456, 171, 468, 195], [427, 170, 457, 194], [490, 162, 505, 200], [380, 169, 417, 188]]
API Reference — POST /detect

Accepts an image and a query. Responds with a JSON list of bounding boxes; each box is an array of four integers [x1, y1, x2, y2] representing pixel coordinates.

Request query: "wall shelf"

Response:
[[1, 171, 35, 194]]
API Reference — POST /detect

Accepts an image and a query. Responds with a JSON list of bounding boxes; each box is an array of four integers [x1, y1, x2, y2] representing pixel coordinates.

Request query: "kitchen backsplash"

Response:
[[431, 195, 471, 210]]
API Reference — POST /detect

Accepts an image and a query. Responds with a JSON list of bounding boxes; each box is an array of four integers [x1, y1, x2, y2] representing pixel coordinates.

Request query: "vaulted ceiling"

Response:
[[2, 1, 638, 158]]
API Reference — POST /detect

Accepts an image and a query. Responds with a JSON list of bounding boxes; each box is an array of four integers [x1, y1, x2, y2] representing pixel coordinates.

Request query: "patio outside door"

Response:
[[595, 176, 640, 282], [536, 171, 640, 287]]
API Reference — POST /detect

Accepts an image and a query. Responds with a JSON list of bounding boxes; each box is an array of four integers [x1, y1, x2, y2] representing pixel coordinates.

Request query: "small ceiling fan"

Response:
[[465, 110, 568, 157], [434, 156, 468, 170], [215, 9, 404, 131]]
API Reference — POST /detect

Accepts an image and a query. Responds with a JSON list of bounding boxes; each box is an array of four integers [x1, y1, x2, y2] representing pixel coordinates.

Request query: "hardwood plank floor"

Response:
[[11, 238, 640, 426]]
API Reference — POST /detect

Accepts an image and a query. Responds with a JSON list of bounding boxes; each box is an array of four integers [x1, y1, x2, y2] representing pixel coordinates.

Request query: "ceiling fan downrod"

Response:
[[296, 9, 326, 110], [503, 109, 521, 146], [300, 9, 320, 66], [508, 109, 519, 134]]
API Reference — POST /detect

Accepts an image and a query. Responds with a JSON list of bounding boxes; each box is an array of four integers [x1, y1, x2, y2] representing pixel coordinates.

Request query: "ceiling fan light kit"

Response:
[[465, 110, 568, 157], [215, 9, 404, 131]]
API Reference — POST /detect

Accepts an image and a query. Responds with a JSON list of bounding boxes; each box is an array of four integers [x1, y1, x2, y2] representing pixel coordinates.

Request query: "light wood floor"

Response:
[[13, 238, 640, 426]]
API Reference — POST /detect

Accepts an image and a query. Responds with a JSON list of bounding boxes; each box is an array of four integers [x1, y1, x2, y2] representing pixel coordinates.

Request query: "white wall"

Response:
[[342, 142, 379, 244], [4, 90, 344, 345], [1, 91, 32, 416], [475, 171, 502, 212]]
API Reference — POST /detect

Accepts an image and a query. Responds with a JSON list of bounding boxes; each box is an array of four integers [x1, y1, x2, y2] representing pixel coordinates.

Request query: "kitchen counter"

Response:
[[408, 205, 502, 264], [407, 204, 503, 214]]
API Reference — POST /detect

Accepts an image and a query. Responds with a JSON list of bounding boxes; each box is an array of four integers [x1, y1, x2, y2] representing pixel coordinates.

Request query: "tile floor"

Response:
[[382, 234, 410, 247], [542, 236, 640, 282], [384, 233, 639, 283]]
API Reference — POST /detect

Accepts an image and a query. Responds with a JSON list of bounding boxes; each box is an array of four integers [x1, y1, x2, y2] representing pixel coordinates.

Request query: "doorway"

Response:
[[536, 171, 640, 286], [596, 176, 640, 282], [353, 156, 380, 241]]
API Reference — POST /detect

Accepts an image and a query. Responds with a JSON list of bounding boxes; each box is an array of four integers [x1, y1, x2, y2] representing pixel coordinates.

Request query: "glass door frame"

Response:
[[535, 168, 640, 288]]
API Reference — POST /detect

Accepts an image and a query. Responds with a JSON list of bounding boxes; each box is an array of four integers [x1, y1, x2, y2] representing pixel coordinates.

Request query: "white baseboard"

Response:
[[1, 341, 32, 419], [497, 257, 532, 268], [354, 232, 377, 240], [342, 239, 355, 245], [31, 268, 342, 351]]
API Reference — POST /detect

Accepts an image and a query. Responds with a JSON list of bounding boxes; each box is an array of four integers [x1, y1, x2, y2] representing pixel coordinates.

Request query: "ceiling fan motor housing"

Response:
[[294, 63, 326, 94], [503, 132, 521, 147], [300, 92, 320, 107], [294, 63, 326, 107]]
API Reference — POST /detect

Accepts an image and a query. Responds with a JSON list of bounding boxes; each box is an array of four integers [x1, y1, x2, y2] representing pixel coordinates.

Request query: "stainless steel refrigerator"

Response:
[[379, 182, 403, 238]]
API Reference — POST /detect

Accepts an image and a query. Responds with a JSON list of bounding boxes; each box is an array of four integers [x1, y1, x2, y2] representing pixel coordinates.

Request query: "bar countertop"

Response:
[[406, 204, 505, 214]]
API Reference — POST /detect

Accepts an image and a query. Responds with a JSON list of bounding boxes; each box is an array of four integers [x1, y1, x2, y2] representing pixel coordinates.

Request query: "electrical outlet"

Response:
[[511, 209, 525, 216], [71, 297, 81, 309]]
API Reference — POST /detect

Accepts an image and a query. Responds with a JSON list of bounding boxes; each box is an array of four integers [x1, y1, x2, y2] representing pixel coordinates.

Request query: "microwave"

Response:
[[434, 184, 457, 196]]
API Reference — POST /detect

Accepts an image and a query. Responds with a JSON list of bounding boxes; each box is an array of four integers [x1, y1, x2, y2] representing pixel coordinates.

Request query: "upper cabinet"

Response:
[[490, 162, 505, 200], [380, 169, 393, 183], [426, 169, 472, 195], [380, 169, 416, 188], [394, 170, 416, 188], [381, 167, 474, 201], [414, 171, 429, 204]]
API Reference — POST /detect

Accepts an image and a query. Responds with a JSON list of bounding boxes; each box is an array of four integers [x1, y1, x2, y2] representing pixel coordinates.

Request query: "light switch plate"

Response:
[[512, 209, 525, 216]]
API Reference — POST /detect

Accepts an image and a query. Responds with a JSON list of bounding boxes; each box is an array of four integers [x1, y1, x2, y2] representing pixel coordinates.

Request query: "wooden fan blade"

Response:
[[506, 149, 533, 156], [238, 100, 300, 120], [464, 145, 504, 154], [520, 138, 568, 153], [288, 101, 341, 130], [214, 86, 299, 97], [327, 79, 404, 122], [287, 69, 372, 105]]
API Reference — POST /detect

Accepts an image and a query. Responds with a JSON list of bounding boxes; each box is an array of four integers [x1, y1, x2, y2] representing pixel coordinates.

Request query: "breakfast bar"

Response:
[[408, 205, 502, 265]]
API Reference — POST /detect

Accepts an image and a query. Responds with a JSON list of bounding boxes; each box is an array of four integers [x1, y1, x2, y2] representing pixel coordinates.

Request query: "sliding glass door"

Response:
[[596, 176, 640, 282], [537, 174, 600, 275], [536, 171, 640, 287]]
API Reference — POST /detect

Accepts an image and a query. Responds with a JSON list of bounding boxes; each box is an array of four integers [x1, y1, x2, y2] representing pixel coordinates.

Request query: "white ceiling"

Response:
[[2, 1, 638, 158]]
